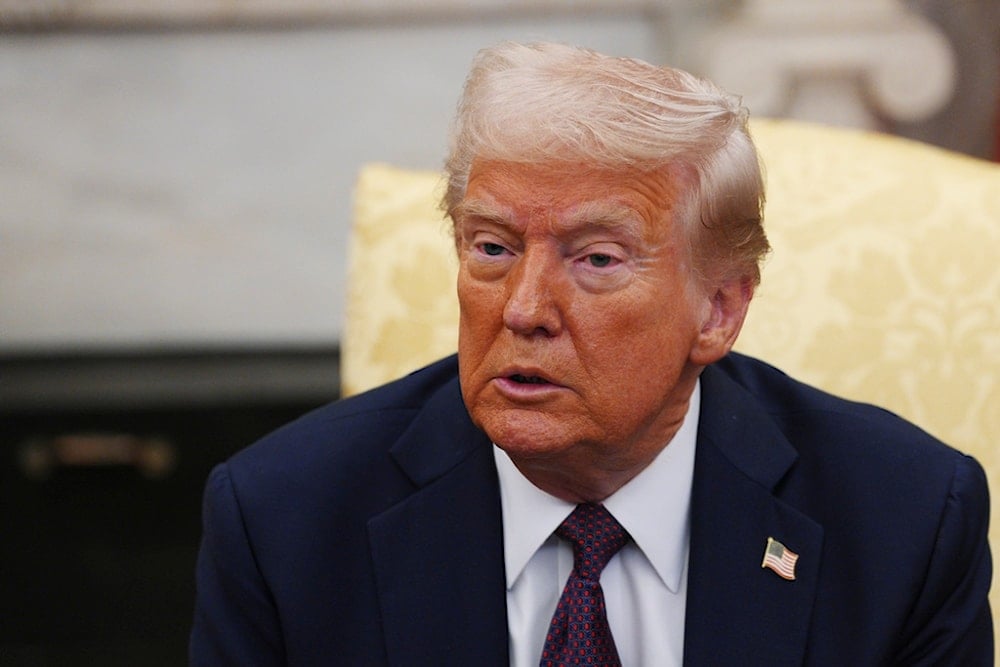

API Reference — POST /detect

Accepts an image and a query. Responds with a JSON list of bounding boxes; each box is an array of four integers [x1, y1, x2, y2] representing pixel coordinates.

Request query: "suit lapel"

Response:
[[683, 364, 823, 666], [366, 360, 825, 665], [368, 378, 509, 667]]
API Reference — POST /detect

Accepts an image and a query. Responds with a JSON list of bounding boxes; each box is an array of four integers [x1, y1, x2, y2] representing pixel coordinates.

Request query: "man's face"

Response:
[[454, 160, 734, 500]]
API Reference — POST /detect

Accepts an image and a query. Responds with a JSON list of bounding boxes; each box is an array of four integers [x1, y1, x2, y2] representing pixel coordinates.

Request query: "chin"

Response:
[[475, 405, 584, 460]]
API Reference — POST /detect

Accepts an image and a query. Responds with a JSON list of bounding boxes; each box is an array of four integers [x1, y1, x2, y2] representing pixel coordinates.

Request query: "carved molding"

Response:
[[700, 0, 956, 127], [0, 0, 650, 29]]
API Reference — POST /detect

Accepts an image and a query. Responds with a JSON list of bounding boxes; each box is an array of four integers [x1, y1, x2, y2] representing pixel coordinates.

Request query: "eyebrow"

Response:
[[562, 200, 646, 233], [453, 198, 646, 239], [450, 198, 513, 226]]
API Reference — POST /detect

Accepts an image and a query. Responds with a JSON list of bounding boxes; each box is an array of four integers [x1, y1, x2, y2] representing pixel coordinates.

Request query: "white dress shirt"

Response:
[[493, 381, 700, 667]]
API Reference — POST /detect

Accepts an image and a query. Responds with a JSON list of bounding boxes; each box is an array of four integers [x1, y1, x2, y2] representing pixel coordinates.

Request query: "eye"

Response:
[[481, 242, 507, 256], [587, 253, 614, 268]]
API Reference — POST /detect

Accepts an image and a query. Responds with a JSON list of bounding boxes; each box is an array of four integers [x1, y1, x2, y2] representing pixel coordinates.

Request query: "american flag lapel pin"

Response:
[[762, 536, 799, 581]]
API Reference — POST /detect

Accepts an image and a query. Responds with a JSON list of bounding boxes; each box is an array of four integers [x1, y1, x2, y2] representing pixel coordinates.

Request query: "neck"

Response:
[[508, 419, 685, 503], [500, 369, 702, 503]]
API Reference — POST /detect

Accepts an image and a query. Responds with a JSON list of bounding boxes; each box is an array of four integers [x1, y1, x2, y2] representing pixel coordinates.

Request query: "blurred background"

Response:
[[1, 1, 998, 664]]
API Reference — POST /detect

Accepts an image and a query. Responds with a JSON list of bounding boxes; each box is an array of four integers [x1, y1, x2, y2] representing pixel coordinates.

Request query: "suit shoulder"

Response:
[[711, 352, 965, 464], [226, 355, 462, 481], [708, 354, 989, 561], [715, 353, 928, 435]]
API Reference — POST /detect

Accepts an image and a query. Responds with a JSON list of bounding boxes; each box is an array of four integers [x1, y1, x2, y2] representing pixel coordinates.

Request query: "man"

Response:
[[190, 42, 992, 665]]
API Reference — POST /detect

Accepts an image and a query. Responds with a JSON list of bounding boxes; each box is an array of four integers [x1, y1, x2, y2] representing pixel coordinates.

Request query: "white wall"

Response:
[[1, 1, 995, 352], [0, 14, 661, 351]]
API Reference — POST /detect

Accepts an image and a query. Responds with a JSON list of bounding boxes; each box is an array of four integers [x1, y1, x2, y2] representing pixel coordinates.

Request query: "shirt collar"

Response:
[[494, 380, 700, 594]]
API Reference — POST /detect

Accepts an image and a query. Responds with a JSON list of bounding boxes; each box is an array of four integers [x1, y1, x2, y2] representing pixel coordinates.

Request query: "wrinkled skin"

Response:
[[454, 160, 751, 502]]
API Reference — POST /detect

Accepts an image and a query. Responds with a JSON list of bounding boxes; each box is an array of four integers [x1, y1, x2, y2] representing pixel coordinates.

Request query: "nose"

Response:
[[502, 248, 563, 337]]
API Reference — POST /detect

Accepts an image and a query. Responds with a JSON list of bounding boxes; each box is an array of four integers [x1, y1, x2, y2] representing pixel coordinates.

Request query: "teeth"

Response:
[[512, 374, 548, 384]]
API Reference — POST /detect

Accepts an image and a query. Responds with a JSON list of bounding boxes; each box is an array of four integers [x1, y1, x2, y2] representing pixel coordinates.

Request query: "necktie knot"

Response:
[[540, 503, 628, 667], [556, 503, 628, 582]]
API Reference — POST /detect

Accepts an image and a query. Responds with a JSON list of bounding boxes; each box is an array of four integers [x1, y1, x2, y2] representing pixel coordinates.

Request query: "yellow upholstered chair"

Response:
[[344, 119, 1000, 649]]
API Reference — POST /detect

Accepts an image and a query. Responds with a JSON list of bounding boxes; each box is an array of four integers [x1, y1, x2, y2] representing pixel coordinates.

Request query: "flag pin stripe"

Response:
[[762, 536, 798, 580]]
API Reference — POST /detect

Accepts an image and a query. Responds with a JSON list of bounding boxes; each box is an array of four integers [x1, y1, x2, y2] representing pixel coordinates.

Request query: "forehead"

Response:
[[456, 160, 681, 236]]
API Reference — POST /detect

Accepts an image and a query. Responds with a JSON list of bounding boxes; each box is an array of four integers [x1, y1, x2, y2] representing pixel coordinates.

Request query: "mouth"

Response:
[[493, 368, 563, 400], [509, 373, 551, 385], [493, 362, 563, 395]]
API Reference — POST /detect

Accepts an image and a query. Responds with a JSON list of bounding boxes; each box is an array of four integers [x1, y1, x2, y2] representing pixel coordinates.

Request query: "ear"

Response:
[[689, 278, 753, 366]]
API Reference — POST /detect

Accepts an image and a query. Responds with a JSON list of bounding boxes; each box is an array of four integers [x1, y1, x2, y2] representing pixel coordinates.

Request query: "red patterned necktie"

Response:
[[539, 503, 629, 667]]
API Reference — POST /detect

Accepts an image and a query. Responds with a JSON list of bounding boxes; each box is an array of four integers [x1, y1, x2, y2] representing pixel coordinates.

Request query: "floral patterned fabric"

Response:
[[344, 119, 1000, 651]]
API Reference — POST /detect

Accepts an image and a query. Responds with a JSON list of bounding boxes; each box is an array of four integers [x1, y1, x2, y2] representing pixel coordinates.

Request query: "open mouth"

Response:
[[510, 374, 550, 385]]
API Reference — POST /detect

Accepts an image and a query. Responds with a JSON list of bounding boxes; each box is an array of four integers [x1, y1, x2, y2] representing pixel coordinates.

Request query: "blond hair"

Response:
[[443, 41, 769, 285]]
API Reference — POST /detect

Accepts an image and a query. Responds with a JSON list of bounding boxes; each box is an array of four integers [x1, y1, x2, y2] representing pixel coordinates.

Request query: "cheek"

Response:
[[572, 286, 699, 379], [574, 286, 668, 344], [457, 270, 497, 329], [457, 271, 504, 380]]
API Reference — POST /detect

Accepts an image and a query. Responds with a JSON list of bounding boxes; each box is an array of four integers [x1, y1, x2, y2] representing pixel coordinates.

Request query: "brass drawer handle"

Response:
[[18, 433, 177, 480]]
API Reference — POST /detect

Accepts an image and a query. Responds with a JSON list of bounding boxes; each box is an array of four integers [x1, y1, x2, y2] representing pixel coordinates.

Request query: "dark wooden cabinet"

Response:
[[1, 348, 339, 666]]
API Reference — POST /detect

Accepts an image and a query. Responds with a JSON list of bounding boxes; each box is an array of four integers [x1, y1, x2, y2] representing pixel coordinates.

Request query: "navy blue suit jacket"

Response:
[[190, 353, 992, 665]]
